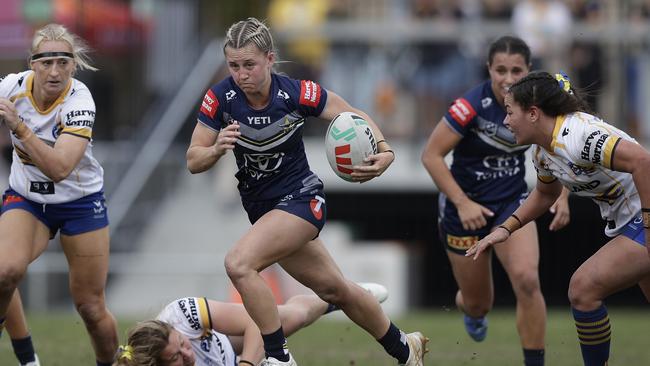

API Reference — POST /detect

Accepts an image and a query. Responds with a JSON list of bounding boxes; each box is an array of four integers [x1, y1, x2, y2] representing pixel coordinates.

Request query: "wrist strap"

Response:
[[500, 214, 523, 235], [498, 225, 512, 235], [239, 360, 255, 366]]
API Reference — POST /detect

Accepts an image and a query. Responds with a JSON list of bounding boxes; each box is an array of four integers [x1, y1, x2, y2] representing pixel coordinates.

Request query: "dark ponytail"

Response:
[[508, 71, 591, 116]]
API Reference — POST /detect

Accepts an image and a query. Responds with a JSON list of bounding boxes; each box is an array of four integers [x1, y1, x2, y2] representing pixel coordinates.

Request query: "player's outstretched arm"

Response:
[[466, 179, 563, 259]]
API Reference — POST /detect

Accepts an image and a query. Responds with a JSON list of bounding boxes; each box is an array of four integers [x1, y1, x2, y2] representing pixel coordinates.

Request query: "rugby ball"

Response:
[[325, 112, 378, 182]]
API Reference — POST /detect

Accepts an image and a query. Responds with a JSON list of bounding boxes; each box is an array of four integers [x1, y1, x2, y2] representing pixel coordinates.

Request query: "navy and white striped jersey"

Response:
[[443, 80, 529, 202], [197, 74, 328, 201]]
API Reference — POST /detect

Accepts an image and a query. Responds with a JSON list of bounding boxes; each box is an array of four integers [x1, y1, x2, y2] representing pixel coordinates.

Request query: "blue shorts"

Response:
[[242, 184, 327, 234], [1, 189, 109, 238], [438, 191, 529, 254], [619, 213, 646, 246]]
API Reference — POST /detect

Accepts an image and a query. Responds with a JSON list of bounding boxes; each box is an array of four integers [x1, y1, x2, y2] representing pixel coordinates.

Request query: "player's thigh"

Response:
[[638, 274, 650, 302], [571, 235, 650, 300], [494, 222, 540, 279], [447, 248, 494, 302], [229, 209, 318, 272], [278, 237, 347, 293], [60, 227, 110, 297], [0, 209, 49, 269]]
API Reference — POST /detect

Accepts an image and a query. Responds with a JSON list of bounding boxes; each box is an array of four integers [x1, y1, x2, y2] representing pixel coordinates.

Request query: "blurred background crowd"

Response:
[[2, 0, 650, 312], [3, 0, 650, 142]]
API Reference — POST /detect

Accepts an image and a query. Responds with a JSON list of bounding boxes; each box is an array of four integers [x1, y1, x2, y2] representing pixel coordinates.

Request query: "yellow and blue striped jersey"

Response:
[[533, 112, 640, 236]]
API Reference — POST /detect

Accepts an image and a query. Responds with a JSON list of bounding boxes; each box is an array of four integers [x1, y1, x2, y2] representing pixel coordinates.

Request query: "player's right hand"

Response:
[[214, 121, 240, 155], [456, 198, 494, 231], [465, 227, 510, 260]]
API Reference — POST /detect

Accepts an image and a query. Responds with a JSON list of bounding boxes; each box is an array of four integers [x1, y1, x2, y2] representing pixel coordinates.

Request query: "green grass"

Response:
[[1, 307, 648, 365]]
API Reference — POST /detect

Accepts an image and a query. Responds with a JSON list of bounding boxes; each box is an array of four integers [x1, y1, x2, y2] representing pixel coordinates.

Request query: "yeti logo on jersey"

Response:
[[178, 298, 201, 331], [449, 98, 476, 127], [243, 152, 284, 180], [300, 80, 321, 107], [226, 90, 236, 101], [200, 90, 218, 119], [476, 155, 521, 181]]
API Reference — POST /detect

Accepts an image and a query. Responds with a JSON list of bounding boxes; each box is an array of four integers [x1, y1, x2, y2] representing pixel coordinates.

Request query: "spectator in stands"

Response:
[[113, 284, 387, 366], [511, 0, 573, 70], [467, 70, 650, 366], [0, 23, 118, 366], [422, 36, 570, 366], [410, 0, 479, 139], [186, 17, 426, 366]]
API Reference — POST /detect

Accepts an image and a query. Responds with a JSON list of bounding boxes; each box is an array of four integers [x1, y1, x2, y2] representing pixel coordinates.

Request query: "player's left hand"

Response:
[[465, 227, 510, 260], [351, 151, 394, 183], [548, 194, 570, 231]]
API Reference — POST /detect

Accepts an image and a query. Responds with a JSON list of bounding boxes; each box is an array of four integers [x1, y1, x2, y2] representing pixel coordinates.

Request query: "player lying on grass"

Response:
[[113, 283, 388, 366]]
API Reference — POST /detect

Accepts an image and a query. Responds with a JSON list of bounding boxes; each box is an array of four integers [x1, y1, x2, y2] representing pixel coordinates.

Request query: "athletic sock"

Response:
[[262, 326, 290, 362], [324, 303, 339, 314], [378, 322, 410, 364], [523, 348, 544, 366], [12, 336, 35, 364], [96, 361, 112, 366], [572, 305, 611, 366]]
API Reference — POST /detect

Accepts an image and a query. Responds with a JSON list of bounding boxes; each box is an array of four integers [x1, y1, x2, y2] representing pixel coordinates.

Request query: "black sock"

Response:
[[96, 361, 112, 366], [523, 348, 544, 366], [11, 336, 35, 364], [378, 322, 410, 364], [324, 303, 339, 314], [262, 326, 290, 362]]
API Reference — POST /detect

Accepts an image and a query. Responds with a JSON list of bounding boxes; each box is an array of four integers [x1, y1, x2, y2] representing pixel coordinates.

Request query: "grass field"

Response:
[[0, 307, 648, 365]]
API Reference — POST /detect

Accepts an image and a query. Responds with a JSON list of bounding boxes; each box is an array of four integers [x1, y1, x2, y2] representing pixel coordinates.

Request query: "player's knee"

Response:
[[568, 271, 598, 308], [511, 270, 541, 298], [313, 283, 347, 306], [75, 298, 106, 326], [0, 263, 26, 292], [224, 253, 252, 282]]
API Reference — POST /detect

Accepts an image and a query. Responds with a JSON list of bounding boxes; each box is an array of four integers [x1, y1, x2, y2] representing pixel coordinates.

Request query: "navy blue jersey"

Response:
[[443, 80, 529, 203], [197, 74, 328, 201]]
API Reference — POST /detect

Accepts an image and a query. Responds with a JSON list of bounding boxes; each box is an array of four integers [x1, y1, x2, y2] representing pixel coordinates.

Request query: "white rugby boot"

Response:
[[259, 353, 297, 366], [358, 282, 389, 304], [400, 332, 429, 366], [20, 354, 41, 366]]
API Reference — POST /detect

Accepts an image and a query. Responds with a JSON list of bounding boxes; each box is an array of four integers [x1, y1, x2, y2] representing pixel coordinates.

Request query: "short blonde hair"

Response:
[[31, 23, 97, 71]]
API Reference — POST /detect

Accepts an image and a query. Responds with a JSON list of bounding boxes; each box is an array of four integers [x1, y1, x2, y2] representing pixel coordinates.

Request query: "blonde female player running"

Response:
[[0, 23, 118, 365]]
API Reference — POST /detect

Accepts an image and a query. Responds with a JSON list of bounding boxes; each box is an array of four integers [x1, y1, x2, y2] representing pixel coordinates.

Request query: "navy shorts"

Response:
[[439, 190, 529, 254], [242, 185, 327, 233], [1, 188, 109, 238], [619, 213, 646, 246]]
